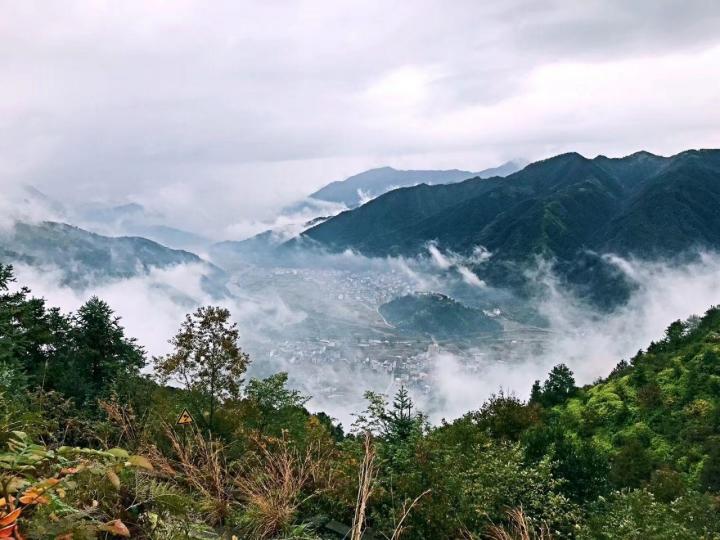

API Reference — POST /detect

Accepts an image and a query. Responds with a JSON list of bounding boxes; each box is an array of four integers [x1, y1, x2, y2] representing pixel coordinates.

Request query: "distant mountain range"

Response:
[[16, 188, 211, 252], [0, 221, 226, 296], [308, 160, 526, 208], [76, 202, 211, 251], [302, 149, 720, 307]]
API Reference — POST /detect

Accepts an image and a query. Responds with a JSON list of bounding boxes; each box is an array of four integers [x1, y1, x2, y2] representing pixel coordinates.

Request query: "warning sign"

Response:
[[176, 408, 194, 426]]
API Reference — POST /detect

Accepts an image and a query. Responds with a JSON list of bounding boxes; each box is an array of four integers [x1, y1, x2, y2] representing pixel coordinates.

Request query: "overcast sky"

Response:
[[2, 0, 720, 238]]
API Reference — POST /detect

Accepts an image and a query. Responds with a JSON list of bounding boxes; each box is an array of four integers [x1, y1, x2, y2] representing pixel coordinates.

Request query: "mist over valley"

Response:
[[4, 150, 720, 425]]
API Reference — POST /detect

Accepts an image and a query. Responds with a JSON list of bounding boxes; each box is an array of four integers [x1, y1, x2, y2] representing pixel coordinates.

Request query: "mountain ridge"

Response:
[[309, 160, 526, 207], [301, 149, 720, 306]]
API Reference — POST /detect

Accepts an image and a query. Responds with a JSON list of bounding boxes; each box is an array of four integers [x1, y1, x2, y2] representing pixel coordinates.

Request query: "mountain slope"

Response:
[[0, 221, 226, 293], [302, 149, 720, 305], [309, 160, 525, 208], [542, 306, 720, 493]]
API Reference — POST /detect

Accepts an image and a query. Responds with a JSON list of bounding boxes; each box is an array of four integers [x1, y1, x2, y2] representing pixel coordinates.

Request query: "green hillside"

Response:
[[302, 149, 720, 307], [379, 292, 502, 338], [2, 263, 720, 538]]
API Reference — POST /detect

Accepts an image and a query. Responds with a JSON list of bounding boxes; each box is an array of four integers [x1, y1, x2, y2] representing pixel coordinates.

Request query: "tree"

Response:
[[155, 306, 249, 430], [471, 390, 539, 441], [245, 372, 309, 410], [352, 386, 424, 443], [62, 297, 145, 404], [0, 264, 68, 389], [534, 364, 577, 408], [664, 319, 686, 345], [699, 436, 720, 492], [529, 379, 542, 404]]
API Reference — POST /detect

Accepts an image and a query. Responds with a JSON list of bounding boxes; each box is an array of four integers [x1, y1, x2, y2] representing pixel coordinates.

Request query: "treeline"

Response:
[[1, 263, 720, 539]]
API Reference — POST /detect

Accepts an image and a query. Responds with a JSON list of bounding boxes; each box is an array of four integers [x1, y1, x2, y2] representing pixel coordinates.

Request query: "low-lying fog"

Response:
[[11, 246, 720, 427]]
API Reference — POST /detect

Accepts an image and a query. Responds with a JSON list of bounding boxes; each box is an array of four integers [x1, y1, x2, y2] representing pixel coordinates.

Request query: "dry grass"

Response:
[[165, 425, 235, 526], [350, 432, 377, 540], [235, 434, 333, 539], [486, 508, 553, 540], [389, 489, 431, 540], [99, 398, 143, 447]]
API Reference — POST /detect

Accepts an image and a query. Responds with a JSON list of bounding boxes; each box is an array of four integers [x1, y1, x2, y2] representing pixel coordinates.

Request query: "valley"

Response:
[[4, 149, 720, 423]]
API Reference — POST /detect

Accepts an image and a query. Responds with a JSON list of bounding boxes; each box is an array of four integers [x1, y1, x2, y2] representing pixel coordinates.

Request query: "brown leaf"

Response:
[[97, 519, 131, 537]]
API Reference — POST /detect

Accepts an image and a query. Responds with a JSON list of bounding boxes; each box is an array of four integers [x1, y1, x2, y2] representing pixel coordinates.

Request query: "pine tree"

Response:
[[387, 386, 416, 442], [63, 296, 145, 404]]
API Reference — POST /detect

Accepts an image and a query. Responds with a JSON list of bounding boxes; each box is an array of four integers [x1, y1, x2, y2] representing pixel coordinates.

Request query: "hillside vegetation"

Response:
[[303, 149, 720, 307], [1, 262, 720, 539], [379, 293, 502, 339]]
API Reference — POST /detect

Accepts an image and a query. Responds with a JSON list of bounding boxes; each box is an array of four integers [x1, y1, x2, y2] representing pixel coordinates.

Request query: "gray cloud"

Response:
[[1, 0, 719, 238]]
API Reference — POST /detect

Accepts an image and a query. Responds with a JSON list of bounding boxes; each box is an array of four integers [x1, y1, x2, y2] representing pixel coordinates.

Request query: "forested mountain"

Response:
[[303, 149, 720, 306], [379, 292, 502, 338], [309, 160, 524, 208], [0, 221, 225, 290]]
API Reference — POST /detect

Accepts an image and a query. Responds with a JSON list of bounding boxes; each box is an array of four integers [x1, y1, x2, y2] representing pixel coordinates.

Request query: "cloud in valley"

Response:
[[9, 244, 720, 426]]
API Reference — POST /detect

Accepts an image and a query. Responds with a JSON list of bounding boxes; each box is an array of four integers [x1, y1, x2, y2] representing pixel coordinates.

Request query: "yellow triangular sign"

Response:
[[176, 408, 194, 426]]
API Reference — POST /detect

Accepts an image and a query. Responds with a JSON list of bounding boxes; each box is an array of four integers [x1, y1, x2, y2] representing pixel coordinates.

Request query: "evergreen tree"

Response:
[[352, 386, 424, 442], [529, 380, 542, 403], [0, 264, 63, 387], [539, 364, 577, 407], [61, 296, 145, 404], [387, 386, 417, 442]]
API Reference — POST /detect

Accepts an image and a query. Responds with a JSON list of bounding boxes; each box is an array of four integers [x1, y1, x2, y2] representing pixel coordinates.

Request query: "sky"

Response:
[[2, 0, 720, 239]]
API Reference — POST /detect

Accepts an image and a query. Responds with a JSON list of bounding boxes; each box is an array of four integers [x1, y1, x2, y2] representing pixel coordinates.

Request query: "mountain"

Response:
[[301, 149, 720, 306], [309, 160, 525, 208], [0, 221, 226, 294], [80, 202, 146, 223], [210, 216, 329, 268], [379, 292, 502, 339], [77, 202, 211, 251], [121, 224, 210, 252]]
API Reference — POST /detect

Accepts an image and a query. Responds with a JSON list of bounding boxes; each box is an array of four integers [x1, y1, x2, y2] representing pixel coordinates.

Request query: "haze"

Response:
[[2, 0, 720, 239]]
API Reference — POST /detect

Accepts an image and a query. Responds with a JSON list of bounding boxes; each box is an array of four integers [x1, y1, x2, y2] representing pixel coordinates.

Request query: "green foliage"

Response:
[[4, 267, 720, 538], [530, 364, 577, 408], [155, 305, 250, 429], [246, 372, 310, 411], [57, 296, 145, 405], [579, 489, 720, 539], [470, 390, 540, 441], [352, 387, 426, 442]]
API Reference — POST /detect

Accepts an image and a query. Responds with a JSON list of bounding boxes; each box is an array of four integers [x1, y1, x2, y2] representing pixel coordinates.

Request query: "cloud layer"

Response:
[[1, 1, 719, 238]]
